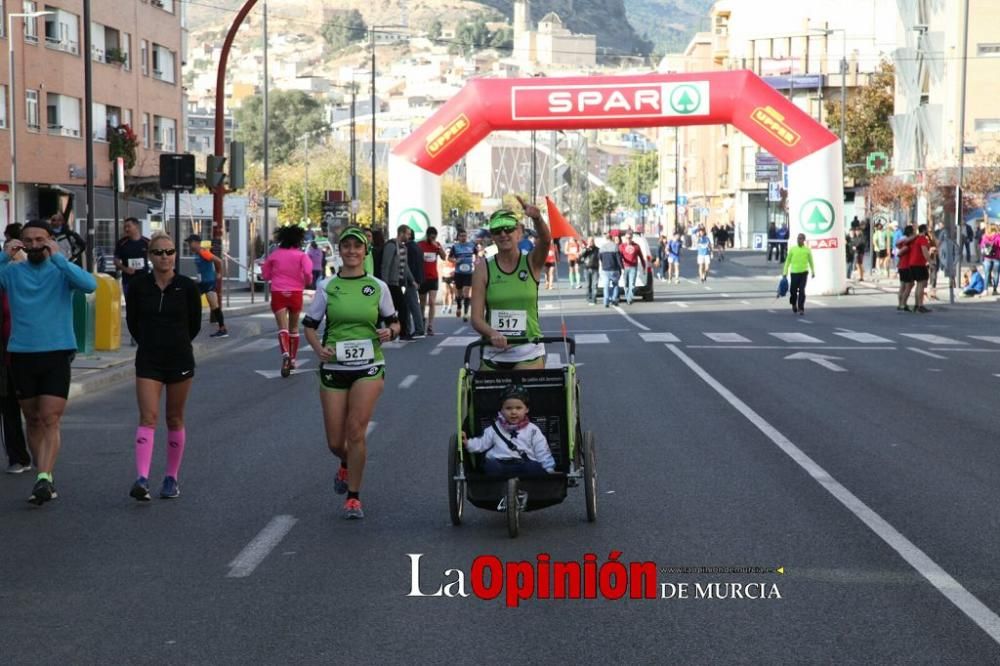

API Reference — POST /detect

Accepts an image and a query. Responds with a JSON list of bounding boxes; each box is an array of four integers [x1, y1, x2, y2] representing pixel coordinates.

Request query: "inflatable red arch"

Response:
[[389, 71, 845, 294]]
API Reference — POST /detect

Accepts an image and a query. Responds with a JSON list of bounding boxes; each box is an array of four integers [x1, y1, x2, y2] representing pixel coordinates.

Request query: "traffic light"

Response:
[[206, 154, 227, 189], [229, 141, 245, 190]]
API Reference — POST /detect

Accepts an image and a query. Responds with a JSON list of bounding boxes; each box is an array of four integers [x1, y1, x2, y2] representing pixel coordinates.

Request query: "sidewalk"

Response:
[[69, 290, 273, 399]]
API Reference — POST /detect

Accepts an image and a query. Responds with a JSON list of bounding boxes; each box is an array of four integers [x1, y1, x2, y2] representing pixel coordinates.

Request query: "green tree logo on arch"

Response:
[[396, 207, 431, 238], [669, 85, 701, 115], [799, 198, 835, 235]]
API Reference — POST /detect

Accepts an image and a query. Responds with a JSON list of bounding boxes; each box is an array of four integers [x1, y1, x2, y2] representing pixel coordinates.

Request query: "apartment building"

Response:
[[0, 0, 184, 247]]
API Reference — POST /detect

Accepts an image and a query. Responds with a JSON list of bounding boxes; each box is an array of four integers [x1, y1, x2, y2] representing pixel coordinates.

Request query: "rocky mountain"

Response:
[[185, 0, 710, 58]]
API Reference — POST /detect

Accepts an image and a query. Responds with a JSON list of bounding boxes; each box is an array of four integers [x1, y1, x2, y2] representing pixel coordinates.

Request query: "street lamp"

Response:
[[811, 27, 847, 166], [330, 82, 358, 223], [369, 24, 407, 231], [7, 10, 54, 225], [298, 129, 324, 224]]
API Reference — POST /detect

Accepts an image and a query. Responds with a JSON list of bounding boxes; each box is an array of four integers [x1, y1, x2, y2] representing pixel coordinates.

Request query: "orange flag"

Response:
[[545, 196, 581, 239]]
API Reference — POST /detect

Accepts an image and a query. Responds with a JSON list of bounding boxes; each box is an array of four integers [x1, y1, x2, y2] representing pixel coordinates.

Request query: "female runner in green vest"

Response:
[[302, 227, 400, 519], [470, 195, 552, 370]]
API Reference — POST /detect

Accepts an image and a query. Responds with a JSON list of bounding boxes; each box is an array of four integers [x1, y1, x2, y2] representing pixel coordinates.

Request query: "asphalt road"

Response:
[[2, 250, 999, 664]]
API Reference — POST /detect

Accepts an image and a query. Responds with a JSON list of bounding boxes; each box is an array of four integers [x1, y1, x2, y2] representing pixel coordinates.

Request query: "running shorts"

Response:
[[898, 267, 913, 283], [418, 279, 439, 294], [876, 250, 888, 259], [135, 360, 195, 384], [319, 365, 385, 391], [10, 350, 74, 400], [271, 290, 304, 313], [697, 255, 711, 266], [198, 282, 215, 295], [454, 273, 472, 289], [568, 259, 578, 268]]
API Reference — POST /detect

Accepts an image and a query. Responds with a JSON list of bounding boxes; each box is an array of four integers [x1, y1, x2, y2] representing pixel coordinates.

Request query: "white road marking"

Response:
[[437, 336, 480, 347], [454, 326, 468, 334], [720, 293, 731, 298], [901, 333, 966, 346], [834, 331, 893, 344], [545, 353, 564, 367], [908, 347, 947, 360], [805, 299, 829, 307], [612, 305, 650, 331], [770, 332, 824, 344], [398, 374, 418, 389], [674, 302, 690, 308], [227, 515, 298, 578], [740, 300, 751, 305], [430, 347, 443, 356], [784, 351, 846, 372], [234, 339, 278, 353], [704, 332, 751, 343], [640, 332, 680, 343], [970, 336, 1000, 345], [574, 333, 610, 344], [367, 421, 377, 436], [685, 345, 895, 351], [665, 344, 1000, 647]]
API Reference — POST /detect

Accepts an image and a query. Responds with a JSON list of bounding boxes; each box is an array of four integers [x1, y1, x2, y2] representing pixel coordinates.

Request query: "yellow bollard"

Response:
[[93, 274, 122, 351], [201, 293, 209, 308]]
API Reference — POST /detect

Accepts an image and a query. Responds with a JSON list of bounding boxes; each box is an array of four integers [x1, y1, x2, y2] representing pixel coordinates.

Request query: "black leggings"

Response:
[[789, 272, 808, 311]]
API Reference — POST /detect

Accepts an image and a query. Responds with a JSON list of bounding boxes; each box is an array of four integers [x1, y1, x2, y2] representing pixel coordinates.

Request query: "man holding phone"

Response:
[[0, 220, 97, 505]]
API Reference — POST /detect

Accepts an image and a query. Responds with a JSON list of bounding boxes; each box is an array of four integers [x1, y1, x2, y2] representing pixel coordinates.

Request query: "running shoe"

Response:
[[412, 333, 426, 339], [462, 315, 469, 323], [28, 478, 57, 505], [426, 325, 434, 336], [917, 305, 931, 313], [210, 328, 229, 338], [334, 466, 349, 495], [456, 309, 462, 319], [281, 355, 292, 378], [130, 477, 151, 502], [159, 476, 180, 499], [343, 498, 364, 519], [6, 462, 31, 474]]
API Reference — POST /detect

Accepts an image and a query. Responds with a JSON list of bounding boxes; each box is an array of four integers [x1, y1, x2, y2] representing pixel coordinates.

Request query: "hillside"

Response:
[[184, 0, 708, 58]]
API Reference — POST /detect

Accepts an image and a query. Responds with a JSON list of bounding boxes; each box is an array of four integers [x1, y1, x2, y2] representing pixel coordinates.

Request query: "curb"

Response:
[[68, 316, 268, 400]]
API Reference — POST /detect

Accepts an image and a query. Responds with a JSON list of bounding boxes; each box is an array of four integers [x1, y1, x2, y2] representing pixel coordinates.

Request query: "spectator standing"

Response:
[[776, 224, 789, 262], [850, 227, 867, 281], [979, 223, 1000, 295], [766, 223, 778, 262], [404, 228, 425, 338], [49, 212, 87, 267], [580, 237, 600, 305], [908, 223, 933, 312], [380, 225, 417, 339], [618, 230, 646, 304], [0, 236, 29, 474], [0, 220, 97, 505], [598, 232, 622, 307], [871, 221, 889, 279], [896, 225, 916, 311], [306, 241, 326, 287]]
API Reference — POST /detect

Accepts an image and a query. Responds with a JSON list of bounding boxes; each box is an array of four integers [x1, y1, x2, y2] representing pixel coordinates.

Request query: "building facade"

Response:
[[0, 0, 185, 238]]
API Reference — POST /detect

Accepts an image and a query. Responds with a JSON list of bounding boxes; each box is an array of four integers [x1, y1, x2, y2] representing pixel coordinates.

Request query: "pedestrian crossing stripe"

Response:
[[770, 332, 823, 344], [639, 332, 680, 343], [970, 336, 1000, 345], [833, 332, 893, 344], [704, 333, 750, 343], [575, 334, 609, 344], [900, 334, 966, 346]]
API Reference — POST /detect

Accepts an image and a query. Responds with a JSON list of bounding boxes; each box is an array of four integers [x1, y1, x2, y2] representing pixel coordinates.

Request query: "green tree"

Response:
[[606, 150, 658, 211], [441, 178, 475, 221], [234, 90, 328, 165], [824, 60, 894, 183], [320, 9, 367, 51], [427, 19, 442, 40], [590, 187, 617, 228]]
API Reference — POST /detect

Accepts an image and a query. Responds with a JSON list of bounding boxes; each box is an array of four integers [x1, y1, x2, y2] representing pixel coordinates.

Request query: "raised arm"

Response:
[[519, 195, 550, 279]]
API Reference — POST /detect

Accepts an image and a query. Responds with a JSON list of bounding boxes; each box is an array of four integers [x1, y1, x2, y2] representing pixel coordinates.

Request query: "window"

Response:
[[151, 44, 175, 83], [0, 86, 6, 129], [46, 92, 81, 137], [43, 7, 80, 55], [123, 108, 131, 128], [975, 118, 1000, 132], [140, 40, 148, 75], [23, 1, 39, 43], [25, 90, 39, 130], [153, 115, 175, 151], [142, 112, 149, 148], [977, 43, 1000, 56]]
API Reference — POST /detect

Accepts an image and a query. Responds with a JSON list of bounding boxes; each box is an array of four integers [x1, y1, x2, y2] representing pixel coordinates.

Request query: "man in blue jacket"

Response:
[[598, 231, 623, 307], [0, 220, 97, 505]]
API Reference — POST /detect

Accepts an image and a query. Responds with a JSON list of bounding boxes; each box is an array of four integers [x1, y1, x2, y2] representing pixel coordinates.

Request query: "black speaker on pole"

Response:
[[159, 153, 196, 191]]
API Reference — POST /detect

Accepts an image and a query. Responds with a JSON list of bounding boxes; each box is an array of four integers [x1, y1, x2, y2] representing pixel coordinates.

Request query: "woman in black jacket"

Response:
[[125, 232, 201, 501]]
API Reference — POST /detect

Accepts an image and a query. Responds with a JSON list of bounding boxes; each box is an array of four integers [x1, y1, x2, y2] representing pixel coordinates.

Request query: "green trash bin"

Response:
[[73, 289, 96, 355]]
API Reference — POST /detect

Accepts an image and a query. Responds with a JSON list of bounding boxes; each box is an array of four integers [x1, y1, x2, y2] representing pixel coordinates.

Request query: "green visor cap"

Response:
[[488, 210, 519, 231], [339, 227, 369, 247]]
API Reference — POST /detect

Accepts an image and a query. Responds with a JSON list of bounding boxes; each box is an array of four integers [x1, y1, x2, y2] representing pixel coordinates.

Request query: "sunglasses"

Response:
[[490, 226, 517, 236], [150, 248, 176, 257]]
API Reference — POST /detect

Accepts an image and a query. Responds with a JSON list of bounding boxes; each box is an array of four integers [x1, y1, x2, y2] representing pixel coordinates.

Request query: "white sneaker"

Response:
[[6, 463, 31, 474]]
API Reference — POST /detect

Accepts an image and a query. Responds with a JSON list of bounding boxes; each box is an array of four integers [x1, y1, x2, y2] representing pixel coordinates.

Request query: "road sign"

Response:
[[637, 193, 650, 206], [752, 232, 766, 250], [866, 151, 889, 174], [755, 152, 782, 182], [677, 195, 688, 206]]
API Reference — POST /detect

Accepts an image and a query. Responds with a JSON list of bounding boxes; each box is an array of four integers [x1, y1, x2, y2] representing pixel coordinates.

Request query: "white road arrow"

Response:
[[784, 352, 846, 372]]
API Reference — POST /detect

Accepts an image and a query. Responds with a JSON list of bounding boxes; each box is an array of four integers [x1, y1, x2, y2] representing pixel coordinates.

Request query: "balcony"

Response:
[[45, 36, 79, 55]]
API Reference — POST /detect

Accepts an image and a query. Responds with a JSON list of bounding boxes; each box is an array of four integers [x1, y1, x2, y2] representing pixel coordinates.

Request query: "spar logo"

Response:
[[751, 106, 801, 148], [426, 113, 470, 157], [511, 82, 709, 121], [799, 198, 835, 235]]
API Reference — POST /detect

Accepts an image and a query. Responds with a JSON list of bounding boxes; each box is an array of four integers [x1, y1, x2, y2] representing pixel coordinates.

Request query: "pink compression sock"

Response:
[[165, 429, 186, 479], [135, 426, 156, 479]]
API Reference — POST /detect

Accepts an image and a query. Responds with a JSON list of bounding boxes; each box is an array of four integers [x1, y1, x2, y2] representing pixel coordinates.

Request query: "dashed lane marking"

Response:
[[399, 374, 418, 389], [574, 334, 610, 344], [834, 331, 893, 344], [437, 336, 480, 347], [612, 305, 651, 331], [901, 334, 966, 346], [703, 332, 751, 343], [227, 515, 298, 578], [907, 347, 947, 360], [770, 332, 823, 344], [640, 332, 680, 343]]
